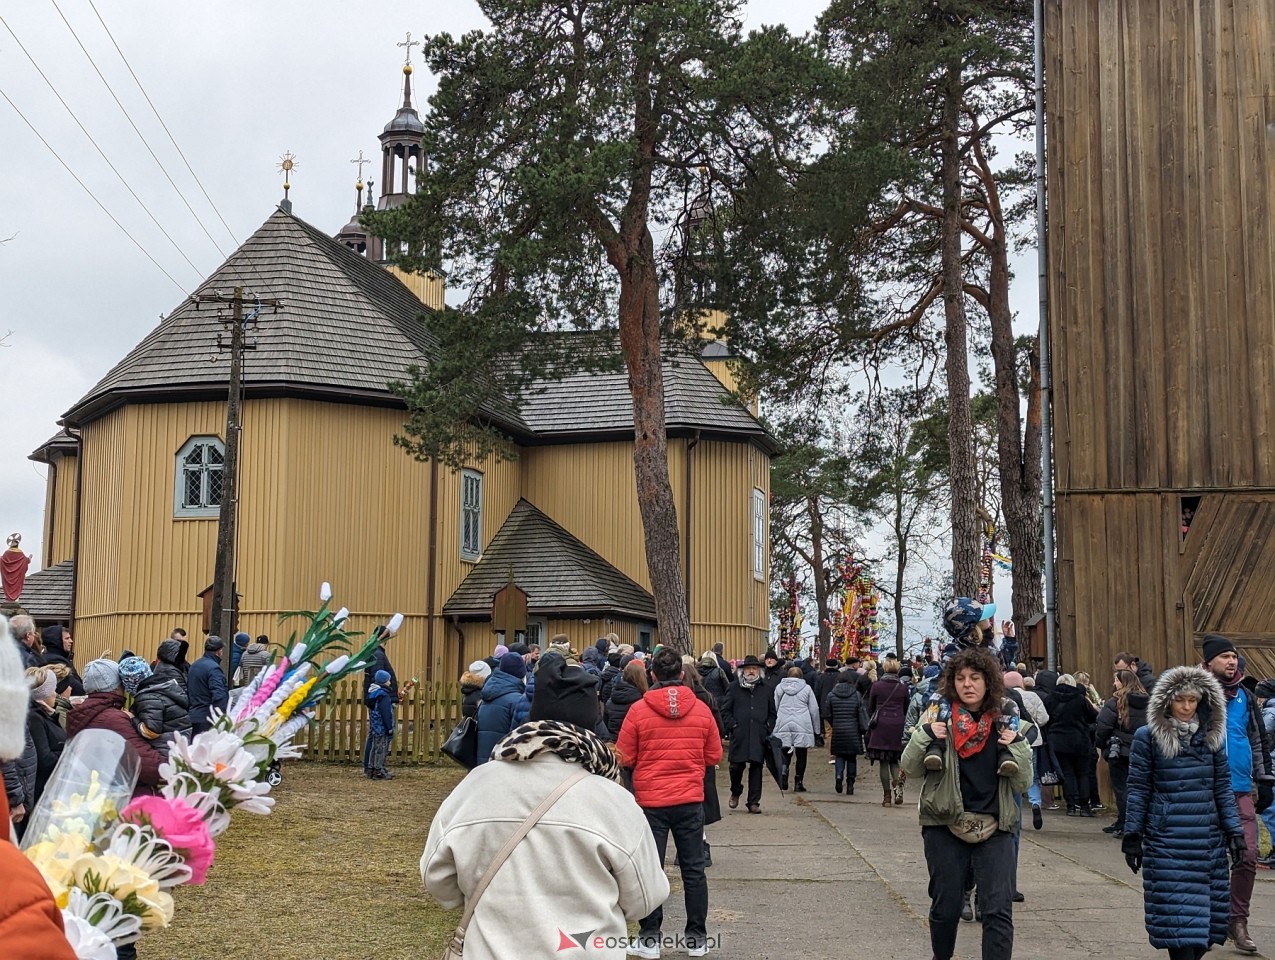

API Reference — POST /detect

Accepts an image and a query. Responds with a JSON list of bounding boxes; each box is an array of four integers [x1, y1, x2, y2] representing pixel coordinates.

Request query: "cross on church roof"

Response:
[[398, 31, 420, 66], [351, 150, 369, 182]]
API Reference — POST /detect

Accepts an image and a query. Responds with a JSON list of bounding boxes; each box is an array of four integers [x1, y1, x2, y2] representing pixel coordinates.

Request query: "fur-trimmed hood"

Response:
[[1147, 665, 1227, 758]]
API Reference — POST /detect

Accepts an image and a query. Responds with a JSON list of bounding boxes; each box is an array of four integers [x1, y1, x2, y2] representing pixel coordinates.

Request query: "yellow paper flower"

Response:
[[271, 676, 318, 729], [26, 831, 93, 907], [71, 852, 172, 927]]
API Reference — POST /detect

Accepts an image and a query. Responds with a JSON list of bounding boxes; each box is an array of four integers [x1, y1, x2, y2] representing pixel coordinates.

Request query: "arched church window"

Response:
[[174, 436, 225, 518]]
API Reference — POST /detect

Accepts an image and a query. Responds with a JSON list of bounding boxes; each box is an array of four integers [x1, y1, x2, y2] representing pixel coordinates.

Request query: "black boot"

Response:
[[703, 840, 712, 868], [835, 777, 843, 794], [794, 778, 807, 793]]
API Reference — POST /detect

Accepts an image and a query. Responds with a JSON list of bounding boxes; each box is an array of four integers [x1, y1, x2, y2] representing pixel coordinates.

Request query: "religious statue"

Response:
[[2, 532, 31, 601]]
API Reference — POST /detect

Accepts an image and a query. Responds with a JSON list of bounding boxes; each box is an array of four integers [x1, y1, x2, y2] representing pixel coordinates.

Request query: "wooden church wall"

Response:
[[1046, 0, 1275, 675]]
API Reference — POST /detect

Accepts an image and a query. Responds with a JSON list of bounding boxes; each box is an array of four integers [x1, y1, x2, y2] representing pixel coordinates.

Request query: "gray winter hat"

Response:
[[83, 658, 122, 694]]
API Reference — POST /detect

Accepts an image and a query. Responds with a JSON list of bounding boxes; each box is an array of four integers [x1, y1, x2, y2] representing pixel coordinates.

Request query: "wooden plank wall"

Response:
[[1045, 0, 1275, 492], [1046, 0, 1275, 674]]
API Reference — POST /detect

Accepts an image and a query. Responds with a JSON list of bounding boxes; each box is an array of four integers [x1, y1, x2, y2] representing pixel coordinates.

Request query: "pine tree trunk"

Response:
[[983, 155, 1045, 635], [618, 230, 693, 656], [941, 65, 980, 597], [808, 497, 832, 656], [894, 483, 907, 657]]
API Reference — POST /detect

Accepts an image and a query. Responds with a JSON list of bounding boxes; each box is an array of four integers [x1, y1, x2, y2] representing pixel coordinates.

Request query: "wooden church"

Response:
[[20, 59, 773, 682], [1045, 0, 1275, 677]]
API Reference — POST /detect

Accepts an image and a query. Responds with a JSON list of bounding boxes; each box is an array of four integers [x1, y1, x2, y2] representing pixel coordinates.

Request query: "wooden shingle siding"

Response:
[[1046, 0, 1275, 674]]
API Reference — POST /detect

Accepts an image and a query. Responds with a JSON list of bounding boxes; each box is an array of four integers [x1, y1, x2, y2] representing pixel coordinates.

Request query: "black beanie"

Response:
[[529, 651, 600, 732], [1201, 634, 1236, 664]]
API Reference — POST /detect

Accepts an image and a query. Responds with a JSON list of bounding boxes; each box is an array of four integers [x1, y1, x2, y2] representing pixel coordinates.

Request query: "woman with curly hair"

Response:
[[901, 646, 1033, 960]]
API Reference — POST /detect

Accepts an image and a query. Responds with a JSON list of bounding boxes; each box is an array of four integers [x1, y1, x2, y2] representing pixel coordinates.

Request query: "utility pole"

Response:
[[195, 286, 280, 680]]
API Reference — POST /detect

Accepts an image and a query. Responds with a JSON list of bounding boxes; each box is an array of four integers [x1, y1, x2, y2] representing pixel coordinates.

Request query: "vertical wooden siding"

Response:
[[41, 452, 78, 566], [1046, 0, 1275, 672], [1046, 0, 1275, 492]]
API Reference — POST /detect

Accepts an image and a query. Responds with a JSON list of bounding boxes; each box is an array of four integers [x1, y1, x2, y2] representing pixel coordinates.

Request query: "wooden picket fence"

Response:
[[295, 679, 465, 765]]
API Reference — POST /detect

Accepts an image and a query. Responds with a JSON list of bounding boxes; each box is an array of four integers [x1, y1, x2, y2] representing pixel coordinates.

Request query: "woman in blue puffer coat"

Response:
[[475, 653, 529, 764], [1123, 665, 1245, 960]]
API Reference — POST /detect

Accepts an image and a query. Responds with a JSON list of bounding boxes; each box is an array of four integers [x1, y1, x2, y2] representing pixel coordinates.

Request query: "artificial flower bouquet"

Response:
[[21, 584, 400, 960]]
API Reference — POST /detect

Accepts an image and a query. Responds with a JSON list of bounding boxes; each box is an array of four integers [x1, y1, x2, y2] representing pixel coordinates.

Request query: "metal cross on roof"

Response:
[[350, 149, 369, 182], [398, 31, 420, 65]]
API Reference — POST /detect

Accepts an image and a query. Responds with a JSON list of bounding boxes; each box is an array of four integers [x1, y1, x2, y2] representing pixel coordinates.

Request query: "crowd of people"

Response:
[[417, 607, 1275, 960], [4, 606, 1273, 960]]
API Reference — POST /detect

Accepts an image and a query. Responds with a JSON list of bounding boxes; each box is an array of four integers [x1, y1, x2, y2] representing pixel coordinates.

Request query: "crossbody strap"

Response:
[[447, 767, 591, 951]]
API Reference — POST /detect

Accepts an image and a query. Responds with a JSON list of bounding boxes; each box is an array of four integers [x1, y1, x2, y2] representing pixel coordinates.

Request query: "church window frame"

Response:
[[460, 469, 483, 561], [752, 487, 767, 581], [174, 436, 225, 519]]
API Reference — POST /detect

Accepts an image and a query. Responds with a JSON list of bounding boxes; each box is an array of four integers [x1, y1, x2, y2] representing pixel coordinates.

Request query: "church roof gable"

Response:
[[442, 499, 657, 620], [64, 209, 524, 431]]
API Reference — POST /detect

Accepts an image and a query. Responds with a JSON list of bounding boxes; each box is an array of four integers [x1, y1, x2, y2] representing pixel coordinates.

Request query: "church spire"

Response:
[[335, 150, 370, 254], [370, 32, 426, 261]]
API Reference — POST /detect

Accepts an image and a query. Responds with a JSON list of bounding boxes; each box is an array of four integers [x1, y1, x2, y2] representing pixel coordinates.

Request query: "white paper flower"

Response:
[[62, 888, 143, 947], [104, 822, 193, 890], [62, 914, 120, 959], [289, 642, 307, 663], [158, 773, 230, 837], [386, 612, 404, 634], [319, 581, 333, 602], [325, 655, 350, 675], [333, 606, 349, 625], [226, 777, 275, 814], [169, 729, 258, 785]]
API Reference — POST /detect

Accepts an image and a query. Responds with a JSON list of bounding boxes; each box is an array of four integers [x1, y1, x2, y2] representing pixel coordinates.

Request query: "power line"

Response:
[[80, 0, 285, 301], [84, 0, 241, 248], [48, 0, 231, 262], [0, 13, 204, 278], [0, 85, 187, 294]]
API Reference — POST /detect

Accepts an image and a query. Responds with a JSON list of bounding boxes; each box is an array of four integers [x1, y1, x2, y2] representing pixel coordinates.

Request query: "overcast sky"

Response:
[[0, 1, 1038, 644]]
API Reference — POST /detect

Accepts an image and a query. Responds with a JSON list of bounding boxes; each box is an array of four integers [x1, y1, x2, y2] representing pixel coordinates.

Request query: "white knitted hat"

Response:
[[0, 616, 31, 761]]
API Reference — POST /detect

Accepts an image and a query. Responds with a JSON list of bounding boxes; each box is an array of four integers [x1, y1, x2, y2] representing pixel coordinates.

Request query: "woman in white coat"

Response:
[[774, 667, 821, 792], [422, 720, 669, 960]]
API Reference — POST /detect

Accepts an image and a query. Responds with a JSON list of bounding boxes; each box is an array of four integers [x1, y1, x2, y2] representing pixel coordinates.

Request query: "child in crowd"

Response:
[[367, 669, 396, 780]]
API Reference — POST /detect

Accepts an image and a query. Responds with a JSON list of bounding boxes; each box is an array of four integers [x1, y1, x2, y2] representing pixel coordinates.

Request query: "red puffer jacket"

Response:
[[66, 692, 165, 792], [616, 685, 723, 809]]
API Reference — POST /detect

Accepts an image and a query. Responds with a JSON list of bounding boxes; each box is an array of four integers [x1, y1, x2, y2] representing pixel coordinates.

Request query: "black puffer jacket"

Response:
[[699, 663, 729, 703], [152, 638, 190, 690], [132, 675, 191, 737], [460, 671, 486, 720], [1095, 692, 1150, 759], [599, 662, 622, 703], [1047, 683, 1098, 755], [822, 681, 870, 757], [40, 626, 84, 697], [603, 678, 645, 740], [27, 701, 67, 803]]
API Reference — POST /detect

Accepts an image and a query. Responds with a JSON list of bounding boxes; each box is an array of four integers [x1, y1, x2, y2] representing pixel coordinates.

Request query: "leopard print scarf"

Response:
[[493, 720, 623, 783]]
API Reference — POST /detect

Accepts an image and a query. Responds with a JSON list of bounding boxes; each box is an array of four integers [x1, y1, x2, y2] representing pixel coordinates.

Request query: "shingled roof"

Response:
[[63, 208, 525, 432], [443, 499, 657, 620], [518, 345, 771, 449], [64, 207, 770, 450], [14, 561, 73, 620]]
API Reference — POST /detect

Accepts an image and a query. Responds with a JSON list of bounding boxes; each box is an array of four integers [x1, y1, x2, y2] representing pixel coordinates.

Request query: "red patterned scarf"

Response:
[[953, 706, 998, 759]]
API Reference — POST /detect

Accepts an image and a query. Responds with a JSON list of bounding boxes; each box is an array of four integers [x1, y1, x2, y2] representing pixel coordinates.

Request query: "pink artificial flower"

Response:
[[122, 794, 216, 884]]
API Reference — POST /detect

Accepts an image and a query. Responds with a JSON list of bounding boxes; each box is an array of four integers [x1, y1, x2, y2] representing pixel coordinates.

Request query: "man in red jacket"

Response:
[[617, 648, 722, 959]]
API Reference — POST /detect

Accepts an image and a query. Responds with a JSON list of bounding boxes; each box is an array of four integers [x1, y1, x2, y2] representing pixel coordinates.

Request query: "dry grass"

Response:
[[146, 762, 464, 960]]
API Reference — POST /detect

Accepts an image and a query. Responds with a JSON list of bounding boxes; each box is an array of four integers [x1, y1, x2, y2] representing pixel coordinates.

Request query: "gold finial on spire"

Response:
[[398, 31, 420, 75], [277, 150, 298, 208]]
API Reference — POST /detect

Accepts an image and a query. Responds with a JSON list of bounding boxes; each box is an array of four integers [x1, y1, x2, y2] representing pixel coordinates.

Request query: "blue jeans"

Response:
[[1027, 748, 1042, 808], [835, 756, 858, 783], [638, 803, 708, 944]]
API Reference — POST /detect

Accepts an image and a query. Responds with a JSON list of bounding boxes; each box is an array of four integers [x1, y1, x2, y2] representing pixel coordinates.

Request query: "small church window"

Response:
[[461, 469, 483, 560], [175, 436, 225, 518], [752, 487, 767, 581]]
